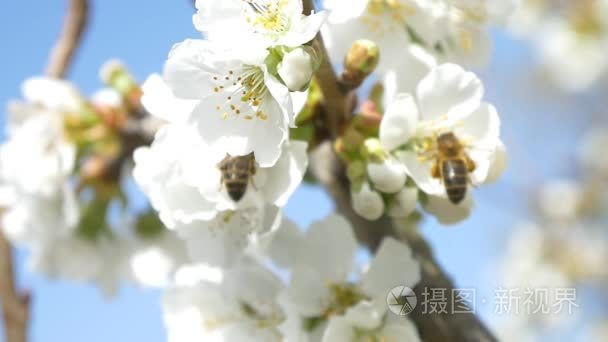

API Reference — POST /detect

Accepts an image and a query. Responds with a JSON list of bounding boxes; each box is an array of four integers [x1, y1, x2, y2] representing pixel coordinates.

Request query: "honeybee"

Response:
[[218, 153, 256, 202], [430, 132, 476, 204]]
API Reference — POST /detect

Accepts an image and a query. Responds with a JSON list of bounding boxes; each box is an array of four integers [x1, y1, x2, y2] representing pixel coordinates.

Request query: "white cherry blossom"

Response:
[[322, 300, 421, 342], [381, 64, 502, 200], [133, 122, 307, 266], [163, 261, 285, 342], [164, 39, 293, 167], [268, 215, 421, 329], [0, 77, 80, 247], [193, 0, 328, 50]]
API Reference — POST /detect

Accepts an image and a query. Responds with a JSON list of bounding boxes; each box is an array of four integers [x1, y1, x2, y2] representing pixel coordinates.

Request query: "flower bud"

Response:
[[347, 160, 366, 183], [367, 158, 407, 194], [342, 40, 380, 89], [278, 48, 315, 92], [352, 182, 384, 221], [342, 125, 366, 152], [388, 187, 418, 218], [361, 138, 387, 163], [100, 60, 142, 110]]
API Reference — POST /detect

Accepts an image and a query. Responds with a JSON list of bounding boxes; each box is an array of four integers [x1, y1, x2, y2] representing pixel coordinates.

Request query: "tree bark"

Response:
[[0, 231, 30, 342]]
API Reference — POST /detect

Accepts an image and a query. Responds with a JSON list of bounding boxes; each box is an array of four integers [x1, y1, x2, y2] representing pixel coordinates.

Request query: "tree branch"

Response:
[[303, 0, 497, 340], [45, 0, 89, 78], [0, 231, 30, 342]]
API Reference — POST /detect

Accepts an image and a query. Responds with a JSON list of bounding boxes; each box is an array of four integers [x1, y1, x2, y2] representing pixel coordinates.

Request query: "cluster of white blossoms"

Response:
[[348, 63, 506, 224], [323, 0, 516, 93], [0, 76, 189, 294], [509, 0, 608, 92], [134, 0, 325, 267], [162, 215, 422, 342], [164, 0, 328, 166], [134, 74, 308, 267]]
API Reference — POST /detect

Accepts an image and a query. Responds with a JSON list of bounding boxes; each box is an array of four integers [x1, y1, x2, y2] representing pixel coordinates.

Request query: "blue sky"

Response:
[[0, 1, 595, 341]]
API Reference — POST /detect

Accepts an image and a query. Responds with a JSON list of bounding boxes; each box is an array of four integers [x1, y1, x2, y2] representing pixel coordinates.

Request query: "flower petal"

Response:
[[266, 218, 305, 268], [382, 45, 437, 99], [189, 95, 287, 168], [485, 140, 507, 184], [141, 74, 197, 123], [454, 103, 501, 150], [396, 151, 444, 196], [342, 300, 386, 330], [302, 215, 357, 282], [262, 141, 308, 206], [423, 194, 474, 225], [280, 11, 329, 47], [362, 238, 421, 299], [416, 63, 483, 122], [163, 39, 236, 100], [288, 264, 330, 317], [323, 0, 368, 23], [380, 94, 419, 151], [322, 317, 356, 342], [264, 70, 296, 126]]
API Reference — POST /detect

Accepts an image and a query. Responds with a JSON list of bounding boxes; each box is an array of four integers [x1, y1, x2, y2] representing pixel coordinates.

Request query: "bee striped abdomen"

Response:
[[219, 154, 255, 202], [442, 158, 468, 204]]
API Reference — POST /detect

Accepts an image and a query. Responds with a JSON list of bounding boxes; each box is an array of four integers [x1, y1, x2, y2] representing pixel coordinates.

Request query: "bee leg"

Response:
[[431, 163, 441, 179]]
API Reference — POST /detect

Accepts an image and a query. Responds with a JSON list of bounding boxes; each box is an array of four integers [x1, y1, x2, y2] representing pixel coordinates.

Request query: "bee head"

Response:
[[437, 132, 463, 156]]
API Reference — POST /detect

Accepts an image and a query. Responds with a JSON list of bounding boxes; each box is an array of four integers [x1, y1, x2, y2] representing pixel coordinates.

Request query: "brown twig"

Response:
[[0, 231, 30, 342], [303, 0, 498, 340], [45, 0, 90, 78]]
